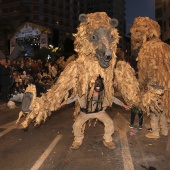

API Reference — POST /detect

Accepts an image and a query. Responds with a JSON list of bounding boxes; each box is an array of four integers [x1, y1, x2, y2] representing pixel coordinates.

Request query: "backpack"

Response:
[[21, 92, 34, 113], [131, 106, 141, 114]]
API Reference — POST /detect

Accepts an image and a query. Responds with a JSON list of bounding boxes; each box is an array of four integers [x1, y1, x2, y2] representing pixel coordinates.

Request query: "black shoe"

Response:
[[129, 124, 134, 129], [148, 128, 152, 132]]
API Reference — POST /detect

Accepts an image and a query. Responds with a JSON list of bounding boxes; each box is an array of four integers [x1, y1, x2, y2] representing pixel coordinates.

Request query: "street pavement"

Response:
[[0, 101, 170, 170]]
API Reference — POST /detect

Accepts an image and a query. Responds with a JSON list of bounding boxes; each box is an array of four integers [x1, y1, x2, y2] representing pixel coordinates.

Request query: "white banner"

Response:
[[14, 23, 41, 38]]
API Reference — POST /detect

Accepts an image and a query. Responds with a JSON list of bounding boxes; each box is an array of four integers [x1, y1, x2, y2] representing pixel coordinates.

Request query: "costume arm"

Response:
[[112, 96, 124, 106], [112, 96, 130, 109], [114, 61, 140, 106], [115, 60, 164, 115], [18, 61, 78, 128], [66, 95, 78, 104]]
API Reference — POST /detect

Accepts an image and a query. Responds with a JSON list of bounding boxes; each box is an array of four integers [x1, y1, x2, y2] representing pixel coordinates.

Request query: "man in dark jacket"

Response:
[[0, 55, 12, 102]]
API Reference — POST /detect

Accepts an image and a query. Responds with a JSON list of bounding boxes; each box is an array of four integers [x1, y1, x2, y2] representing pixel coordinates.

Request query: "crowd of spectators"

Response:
[[0, 55, 62, 103]]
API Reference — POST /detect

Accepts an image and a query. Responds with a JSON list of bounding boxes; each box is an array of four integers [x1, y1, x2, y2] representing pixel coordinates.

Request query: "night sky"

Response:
[[125, 0, 155, 34]]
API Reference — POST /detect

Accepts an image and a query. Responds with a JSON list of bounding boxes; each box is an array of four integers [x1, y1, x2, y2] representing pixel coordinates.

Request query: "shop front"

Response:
[[10, 22, 51, 57]]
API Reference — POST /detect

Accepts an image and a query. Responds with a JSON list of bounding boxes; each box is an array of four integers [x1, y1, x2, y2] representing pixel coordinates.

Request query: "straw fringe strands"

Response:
[[16, 12, 120, 128], [131, 17, 170, 121]]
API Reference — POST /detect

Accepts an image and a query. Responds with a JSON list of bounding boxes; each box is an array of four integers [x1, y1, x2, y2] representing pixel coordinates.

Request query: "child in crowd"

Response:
[[129, 106, 143, 130]]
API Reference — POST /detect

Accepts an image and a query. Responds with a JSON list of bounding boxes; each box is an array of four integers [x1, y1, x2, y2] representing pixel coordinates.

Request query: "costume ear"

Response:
[[110, 18, 118, 28], [79, 14, 87, 23]]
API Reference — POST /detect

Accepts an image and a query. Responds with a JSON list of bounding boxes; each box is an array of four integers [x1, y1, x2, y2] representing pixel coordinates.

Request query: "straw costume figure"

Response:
[[127, 17, 170, 138], [16, 13, 165, 143]]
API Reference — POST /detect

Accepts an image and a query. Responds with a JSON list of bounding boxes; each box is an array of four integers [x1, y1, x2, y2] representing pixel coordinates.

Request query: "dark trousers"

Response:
[[130, 110, 143, 126], [0, 85, 9, 102]]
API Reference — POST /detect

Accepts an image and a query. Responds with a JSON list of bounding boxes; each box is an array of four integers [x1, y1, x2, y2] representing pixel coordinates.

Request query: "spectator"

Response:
[[23, 58, 32, 75], [129, 106, 143, 130], [0, 55, 12, 102], [33, 75, 48, 97]]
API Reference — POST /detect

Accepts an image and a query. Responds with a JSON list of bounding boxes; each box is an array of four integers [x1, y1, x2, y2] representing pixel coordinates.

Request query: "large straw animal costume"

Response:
[[56, 54, 77, 70], [128, 17, 170, 122], [16, 13, 164, 128]]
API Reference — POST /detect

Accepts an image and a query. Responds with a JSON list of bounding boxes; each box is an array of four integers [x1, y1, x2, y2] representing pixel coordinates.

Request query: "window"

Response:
[[156, 0, 162, 6], [65, 22, 69, 27], [163, 0, 166, 11], [2, 8, 9, 13], [16, 6, 20, 12], [39, 0, 44, 3], [45, 8, 48, 13], [24, 6, 31, 12], [10, 7, 14, 12], [45, 17, 49, 22], [33, 6, 39, 11], [58, 12, 63, 17], [52, 1, 56, 6], [65, 5, 70, 10], [39, 15, 44, 21], [39, 7, 44, 14], [33, 15, 38, 20], [25, 16, 31, 21], [58, 3, 63, 9], [52, 10, 55, 15], [155, 7, 162, 18]]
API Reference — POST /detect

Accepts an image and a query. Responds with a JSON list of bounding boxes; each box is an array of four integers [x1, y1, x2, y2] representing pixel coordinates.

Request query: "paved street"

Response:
[[0, 102, 170, 170]]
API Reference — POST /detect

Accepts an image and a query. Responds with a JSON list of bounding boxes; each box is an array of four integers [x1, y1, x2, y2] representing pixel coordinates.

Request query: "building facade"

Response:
[[0, 0, 81, 53], [155, 0, 170, 44], [0, 0, 126, 56]]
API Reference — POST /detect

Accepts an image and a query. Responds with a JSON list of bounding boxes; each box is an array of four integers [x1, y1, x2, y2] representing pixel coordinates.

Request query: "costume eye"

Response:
[[91, 35, 98, 41], [110, 34, 114, 40]]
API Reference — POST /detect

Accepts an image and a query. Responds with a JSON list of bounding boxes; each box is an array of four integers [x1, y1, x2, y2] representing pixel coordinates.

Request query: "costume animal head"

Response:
[[130, 17, 161, 50], [74, 12, 119, 68]]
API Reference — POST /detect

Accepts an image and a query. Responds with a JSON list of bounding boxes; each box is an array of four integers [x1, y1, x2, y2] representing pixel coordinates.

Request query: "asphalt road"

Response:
[[0, 102, 170, 170]]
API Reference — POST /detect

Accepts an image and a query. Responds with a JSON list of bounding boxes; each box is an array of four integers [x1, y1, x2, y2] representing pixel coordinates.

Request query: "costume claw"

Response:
[[103, 140, 116, 149], [70, 141, 82, 149]]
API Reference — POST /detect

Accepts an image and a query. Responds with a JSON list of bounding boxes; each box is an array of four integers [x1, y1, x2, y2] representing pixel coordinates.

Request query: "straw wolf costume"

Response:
[[16, 13, 165, 148], [129, 17, 170, 138]]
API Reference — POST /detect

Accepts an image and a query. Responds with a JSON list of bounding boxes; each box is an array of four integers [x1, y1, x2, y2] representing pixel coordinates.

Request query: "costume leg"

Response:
[[96, 111, 114, 142], [72, 112, 90, 143], [149, 113, 160, 136], [160, 110, 168, 136]]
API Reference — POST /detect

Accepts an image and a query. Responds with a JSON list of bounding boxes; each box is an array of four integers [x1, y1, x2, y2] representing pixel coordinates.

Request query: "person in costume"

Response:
[[130, 17, 170, 138], [60, 75, 130, 149], [129, 106, 143, 130]]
